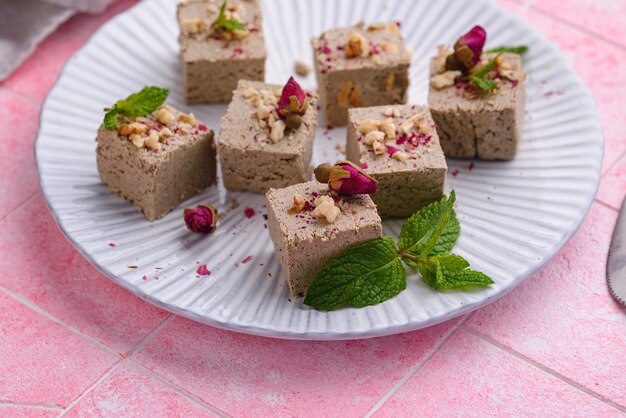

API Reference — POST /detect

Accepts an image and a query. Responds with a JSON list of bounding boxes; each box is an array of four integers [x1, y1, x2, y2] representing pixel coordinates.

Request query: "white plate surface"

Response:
[[35, 0, 603, 339]]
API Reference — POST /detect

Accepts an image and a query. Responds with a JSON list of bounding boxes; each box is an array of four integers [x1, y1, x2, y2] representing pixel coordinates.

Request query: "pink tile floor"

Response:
[[0, 0, 625, 416]]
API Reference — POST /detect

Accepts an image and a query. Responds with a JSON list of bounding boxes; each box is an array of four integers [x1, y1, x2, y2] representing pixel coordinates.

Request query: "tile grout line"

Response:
[[0, 192, 38, 224], [0, 401, 63, 411], [0, 85, 42, 109], [126, 360, 232, 418], [0, 284, 121, 358], [58, 362, 122, 417], [461, 326, 626, 413], [124, 313, 175, 358], [363, 315, 470, 418], [594, 198, 620, 213]]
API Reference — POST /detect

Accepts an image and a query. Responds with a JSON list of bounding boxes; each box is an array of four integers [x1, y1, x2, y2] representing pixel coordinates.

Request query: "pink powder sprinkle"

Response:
[[108, 243, 116, 247], [242, 255, 253, 264], [451, 169, 459, 177], [361, 161, 368, 169], [244, 208, 255, 218], [142, 275, 147, 281], [311, 192, 319, 197], [468, 162, 475, 171], [396, 134, 407, 145], [319, 45, 332, 54], [196, 264, 211, 276], [199, 124, 207, 131], [262, 214, 268, 220]]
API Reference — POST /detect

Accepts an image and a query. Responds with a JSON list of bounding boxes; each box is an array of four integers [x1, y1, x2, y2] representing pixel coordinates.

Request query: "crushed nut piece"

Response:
[[380, 119, 396, 139], [430, 70, 461, 89], [392, 150, 409, 161], [388, 22, 400, 32], [179, 113, 197, 125], [130, 134, 145, 148], [367, 24, 385, 31], [381, 42, 400, 54], [156, 107, 175, 126], [372, 140, 386, 155], [358, 119, 380, 135], [345, 32, 370, 58], [288, 194, 306, 214], [243, 87, 258, 98], [294, 60, 311, 76], [434, 44, 449, 74], [269, 119, 286, 142], [159, 127, 172, 139], [400, 115, 420, 134], [363, 130, 385, 145], [145, 130, 161, 150], [181, 18, 204, 35], [313, 195, 341, 223]]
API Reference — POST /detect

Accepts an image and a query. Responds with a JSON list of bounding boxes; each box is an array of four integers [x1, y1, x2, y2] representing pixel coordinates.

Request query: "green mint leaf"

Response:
[[471, 77, 497, 92], [303, 236, 406, 311], [397, 191, 457, 262], [418, 254, 494, 290], [103, 106, 119, 131], [486, 45, 528, 55], [213, 0, 246, 31], [469, 55, 500, 93], [115, 86, 169, 118]]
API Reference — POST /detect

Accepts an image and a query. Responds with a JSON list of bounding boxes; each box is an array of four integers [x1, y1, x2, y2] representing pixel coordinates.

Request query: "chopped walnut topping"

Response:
[[392, 150, 409, 161], [269, 119, 286, 142], [181, 18, 204, 35], [118, 122, 147, 136], [130, 134, 145, 149], [207, 3, 218, 14], [380, 119, 396, 139], [381, 107, 397, 118], [363, 130, 385, 145], [381, 42, 400, 54], [372, 140, 386, 155], [243, 87, 258, 98], [388, 22, 400, 32], [400, 115, 420, 134], [345, 32, 370, 58], [371, 55, 383, 65], [367, 24, 385, 31], [179, 113, 197, 125], [145, 130, 161, 150], [156, 107, 175, 126], [434, 44, 450, 74], [294, 60, 311, 76], [313, 195, 340, 223], [288, 194, 306, 214], [159, 127, 172, 139], [358, 119, 380, 135], [430, 70, 461, 89]]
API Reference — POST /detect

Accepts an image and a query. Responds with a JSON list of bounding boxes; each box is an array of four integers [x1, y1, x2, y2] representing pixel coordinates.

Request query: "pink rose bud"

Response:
[[314, 160, 377, 195], [277, 76, 309, 130], [446, 25, 486, 73], [183, 204, 218, 234]]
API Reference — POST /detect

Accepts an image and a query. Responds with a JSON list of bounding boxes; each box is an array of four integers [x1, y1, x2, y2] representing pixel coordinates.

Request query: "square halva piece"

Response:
[[218, 80, 318, 193], [96, 105, 216, 221], [266, 181, 382, 297], [311, 21, 411, 127], [428, 52, 526, 160], [177, 0, 266, 103], [346, 104, 447, 218]]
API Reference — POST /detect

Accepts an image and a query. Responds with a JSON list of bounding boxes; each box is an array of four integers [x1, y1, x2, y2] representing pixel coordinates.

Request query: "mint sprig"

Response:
[[213, 0, 246, 32], [303, 237, 406, 311], [304, 190, 494, 311], [103, 86, 169, 130], [469, 55, 500, 93], [485, 45, 528, 55]]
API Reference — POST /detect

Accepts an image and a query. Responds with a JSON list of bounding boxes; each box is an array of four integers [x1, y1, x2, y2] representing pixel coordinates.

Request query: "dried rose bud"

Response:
[[277, 77, 308, 130], [446, 25, 486, 73], [183, 204, 218, 234], [314, 160, 377, 195]]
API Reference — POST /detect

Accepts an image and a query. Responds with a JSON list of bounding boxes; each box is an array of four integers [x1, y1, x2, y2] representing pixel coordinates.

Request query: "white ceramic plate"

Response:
[[35, 0, 603, 339]]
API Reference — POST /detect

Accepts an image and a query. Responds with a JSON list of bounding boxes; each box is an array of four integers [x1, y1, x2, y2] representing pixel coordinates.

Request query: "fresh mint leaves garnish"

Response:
[[103, 86, 169, 130], [213, 0, 246, 32], [469, 55, 500, 93], [303, 190, 494, 311], [303, 237, 406, 311], [418, 254, 493, 290], [486, 45, 528, 55]]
